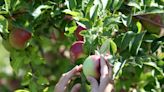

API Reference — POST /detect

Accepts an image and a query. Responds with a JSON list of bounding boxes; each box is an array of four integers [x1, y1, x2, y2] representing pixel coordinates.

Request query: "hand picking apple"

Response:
[[54, 55, 114, 92], [83, 55, 114, 92]]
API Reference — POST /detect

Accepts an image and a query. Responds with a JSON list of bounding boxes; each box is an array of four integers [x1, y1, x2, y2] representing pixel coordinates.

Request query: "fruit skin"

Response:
[[75, 25, 86, 41], [83, 55, 102, 80], [70, 41, 84, 62], [140, 14, 162, 34], [9, 28, 31, 49]]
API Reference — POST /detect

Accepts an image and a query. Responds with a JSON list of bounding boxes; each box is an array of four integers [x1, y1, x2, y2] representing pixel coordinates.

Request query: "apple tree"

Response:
[[0, 0, 164, 92]]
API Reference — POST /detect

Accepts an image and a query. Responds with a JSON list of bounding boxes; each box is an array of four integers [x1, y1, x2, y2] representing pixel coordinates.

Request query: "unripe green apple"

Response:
[[83, 55, 102, 80], [75, 25, 86, 41], [9, 28, 31, 49], [70, 41, 84, 62]]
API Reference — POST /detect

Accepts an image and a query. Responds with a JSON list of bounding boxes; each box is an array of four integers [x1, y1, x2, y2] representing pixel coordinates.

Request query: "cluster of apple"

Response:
[[70, 25, 86, 62], [69, 25, 110, 80]]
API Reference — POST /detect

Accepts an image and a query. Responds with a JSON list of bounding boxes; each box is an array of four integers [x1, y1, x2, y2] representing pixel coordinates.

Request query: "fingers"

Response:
[[100, 56, 109, 79], [87, 76, 98, 92], [55, 65, 82, 92], [104, 83, 114, 92], [71, 83, 81, 92], [99, 55, 113, 91]]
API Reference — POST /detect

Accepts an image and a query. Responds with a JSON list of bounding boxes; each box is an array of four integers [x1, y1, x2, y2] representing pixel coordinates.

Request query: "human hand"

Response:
[[54, 64, 83, 92], [87, 56, 114, 92]]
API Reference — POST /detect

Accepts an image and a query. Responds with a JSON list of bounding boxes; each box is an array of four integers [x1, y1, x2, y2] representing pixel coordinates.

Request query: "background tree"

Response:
[[0, 0, 164, 92]]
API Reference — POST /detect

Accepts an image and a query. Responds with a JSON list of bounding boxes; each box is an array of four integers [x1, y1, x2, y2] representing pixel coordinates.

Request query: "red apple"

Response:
[[9, 28, 31, 49], [75, 25, 86, 41], [70, 41, 84, 62], [83, 55, 107, 80]]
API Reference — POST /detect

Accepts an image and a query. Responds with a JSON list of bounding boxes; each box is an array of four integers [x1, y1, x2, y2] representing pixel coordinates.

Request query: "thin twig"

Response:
[[135, 16, 164, 28]]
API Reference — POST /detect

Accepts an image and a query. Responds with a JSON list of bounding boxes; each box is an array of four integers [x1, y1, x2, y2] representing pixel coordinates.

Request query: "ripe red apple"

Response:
[[75, 25, 86, 41], [83, 55, 105, 80], [70, 41, 84, 62], [9, 28, 31, 49]]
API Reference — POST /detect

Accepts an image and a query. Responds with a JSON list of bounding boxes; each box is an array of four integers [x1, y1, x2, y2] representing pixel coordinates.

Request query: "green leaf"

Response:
[[151, 36, 164, 53], [4, 0, 10, 12], [144, 62, 164, 77], [90, 5, 99, 22], [130, 31, 146, 55], [112, 0, 124, 12], [109, 39, 117, 54], [0, 15, 8, 33], [10, 55, 24, 74], [63, 9, 81, 17], [101, 0, 109, 9], [127, 1, 141, 10], [21, 72, 33, 86], [29, 81, 38, 92], [64, 21, 77, 37], [84, 0, 94, 19], [99, 39, 110, 54], [121, 31, 135, 51], [67, 0, 77, 10], [37, 76, 49, 85], [136, 21, 142, 33], [15, 89, 30, 92]]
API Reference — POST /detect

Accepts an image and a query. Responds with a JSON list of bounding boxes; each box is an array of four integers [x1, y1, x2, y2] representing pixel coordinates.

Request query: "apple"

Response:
[[9, 28, 31, 49], [70, 41, 84, 62], [140, 14, 162, 34], [83, 55, 106, 80], [64, 14, 73, 21], [75, 25, 86, 41]]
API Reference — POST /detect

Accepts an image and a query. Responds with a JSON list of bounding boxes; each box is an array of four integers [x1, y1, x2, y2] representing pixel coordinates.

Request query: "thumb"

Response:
[[71, 83, 81, 92], [87, 76, 98, 92]]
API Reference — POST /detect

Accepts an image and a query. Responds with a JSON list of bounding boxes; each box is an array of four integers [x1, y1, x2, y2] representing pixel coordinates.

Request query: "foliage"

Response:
[[0, 0, 164, 92]]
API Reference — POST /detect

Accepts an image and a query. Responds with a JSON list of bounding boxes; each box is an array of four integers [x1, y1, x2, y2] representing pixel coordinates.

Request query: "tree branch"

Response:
[[135, 16, 164, 28]]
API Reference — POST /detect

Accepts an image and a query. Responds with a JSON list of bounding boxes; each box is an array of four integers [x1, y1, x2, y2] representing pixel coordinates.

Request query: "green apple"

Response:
[[83, 55, 102, 80]]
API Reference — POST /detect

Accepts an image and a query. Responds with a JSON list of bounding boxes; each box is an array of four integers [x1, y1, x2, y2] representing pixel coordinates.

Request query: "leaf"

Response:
[[37, 76, 49, 85], [112, 0, 124, 11], [136, 21, 142, 33], [67, 0, 77, 10], [99, 39, 110, 54], [130, 31, 146, 55], [144, 62, 164, 77], [101, 0, 112, 10], [32, 5, 51, 19], [90, 4, 98, 22], [15, 89, 30, 92], [84, 0, 94, 18], [10, 55, 24, 74], [127, 1, 141, 10], [4, 0, 10, 12], [64, 21, 77, 36], [109, 39, 117, 54], [63, 9, 81, 17], [151, 36, 164, 53], [0, 15, 8, 33], [121, 31, 135, 50], [29, 81, 38, 92], [113, 59, 126, 79], [21, 72, 33, 86]]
